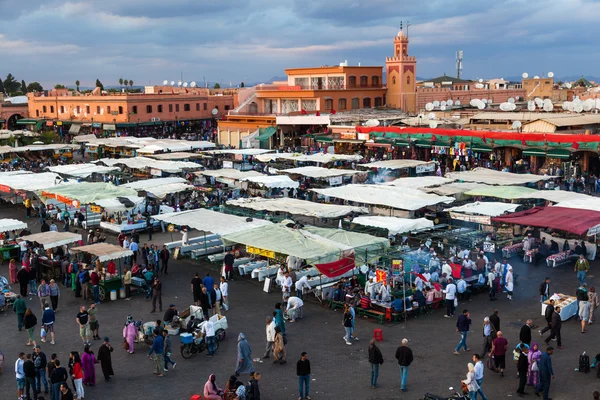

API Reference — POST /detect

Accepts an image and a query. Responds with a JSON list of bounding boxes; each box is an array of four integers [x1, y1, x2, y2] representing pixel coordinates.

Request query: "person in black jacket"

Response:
[[59, 383, 74, 400], [519, 320, 533, 346], [454, 309, 472, 354], [489, 309, 500, 332], [368, 339, 384, 388], [516, 346, 530, 396], [17, 266, 29, 297], [544, 306, 563, 348], [50, 359, 68, 400], [159, 245, 169, 274], [539, 278, 550, 303], [248, 371, 261, 400], [395, 338, 414, 392], [24, 353, 38, 400], [33, 345, 49, 394], [297, 352, 311, 399], [539, 299, 554, 336]]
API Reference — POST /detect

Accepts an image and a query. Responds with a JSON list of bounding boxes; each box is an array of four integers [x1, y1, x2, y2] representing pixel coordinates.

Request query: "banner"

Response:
[[415, 163, 436, 174], [247, 246, 275, 259], [315, 254, 355, 278]]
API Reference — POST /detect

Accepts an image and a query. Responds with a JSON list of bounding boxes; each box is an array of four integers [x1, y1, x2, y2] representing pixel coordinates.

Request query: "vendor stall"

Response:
[[226, 197, 367, 219], [542, 294, 577, 321], [351, 216, 434, 235], [445, 167, 554, 186], [0, 219, 27, 263], [18, 231, 82, 280]]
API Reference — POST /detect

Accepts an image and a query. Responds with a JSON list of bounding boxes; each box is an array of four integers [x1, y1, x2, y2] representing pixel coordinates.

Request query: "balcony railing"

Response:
[[257, 84, 384, 91]]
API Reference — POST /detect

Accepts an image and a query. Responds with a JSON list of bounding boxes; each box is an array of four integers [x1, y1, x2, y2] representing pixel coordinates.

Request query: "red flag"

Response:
[[521, 139, 526, 146], [316, 111, 320, 116], [315, 254, 355, 278], [301, 109, 307, 115], [482, 136, 487, 144], [431, 135, 437, 141], [330, 109, 336, 114], [572, 142, 580, 150]]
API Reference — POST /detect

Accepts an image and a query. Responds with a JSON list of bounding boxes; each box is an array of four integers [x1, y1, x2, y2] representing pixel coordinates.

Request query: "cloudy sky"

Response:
[[2, 0, 599, 88]]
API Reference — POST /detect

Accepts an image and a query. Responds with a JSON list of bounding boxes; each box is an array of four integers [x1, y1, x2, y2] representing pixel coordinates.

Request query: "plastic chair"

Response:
[[373, 328, 383, 341]]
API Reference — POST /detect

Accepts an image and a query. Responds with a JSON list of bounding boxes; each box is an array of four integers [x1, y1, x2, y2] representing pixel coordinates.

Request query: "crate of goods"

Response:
[[180, 333, 194, 345]]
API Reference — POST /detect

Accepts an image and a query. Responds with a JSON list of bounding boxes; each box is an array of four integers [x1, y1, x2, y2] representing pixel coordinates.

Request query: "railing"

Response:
[[256, 84, 384, 91]]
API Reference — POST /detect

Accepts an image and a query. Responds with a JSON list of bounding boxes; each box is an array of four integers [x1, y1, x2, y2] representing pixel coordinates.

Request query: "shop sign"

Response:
[[415, 163, 436, 174], [482, 241, 496, 253], [391, 259, 404, 274], [449, 212, 491, 225], [90, 205, 102, 213], [150, 168, 162, 177], [357, 132, 370, 141], [222, 161, 234, 169], [46, 121, 54, 127], [375, 269, 387, 283], [340, 132, 356, 140], [329, 176, 343, 186], [57, 121, 63, 126], [167, 224, 175, 232], [247, 246, 275, 258]]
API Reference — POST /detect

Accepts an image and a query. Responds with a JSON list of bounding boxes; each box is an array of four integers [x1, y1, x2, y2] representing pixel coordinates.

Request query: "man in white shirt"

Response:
[[414, 275, 424, 292], [462, 255, 474, 272], [263, 316, 276, 359], [472, 353, 488, 400], [15, 352, 25, 399], [487, 269, 497, 301], [457, 277, 471, 302], [219, 276, 229, 311], [365, 277, 376, 299], [286, 296, 304, 322], [295, 275, 311, 300], [443, 278, 457, 318], [281, 272, 293, 302], [505, 266, 514, 300], [201, 318, 217, 356], [429, 254, 440, 271], [286, 255, 296, 271], [442, 262, 453, 278], [378, 281, 392, 302]]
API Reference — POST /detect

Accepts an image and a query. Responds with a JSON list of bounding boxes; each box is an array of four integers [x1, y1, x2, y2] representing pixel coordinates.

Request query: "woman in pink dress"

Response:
[[8, 259, 17, 284], [81, 345, 97, 386], [123, 316, 136, 354], [527, 342, 542, 387], [203, 374, 224, 400]]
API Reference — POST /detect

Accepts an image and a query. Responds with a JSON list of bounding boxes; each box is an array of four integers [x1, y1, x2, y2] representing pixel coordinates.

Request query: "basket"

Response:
[[180, 333, 193, 345]]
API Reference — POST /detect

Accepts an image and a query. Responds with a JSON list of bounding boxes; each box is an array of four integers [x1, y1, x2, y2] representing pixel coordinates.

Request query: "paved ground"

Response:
[[1, 205, 599, 399]]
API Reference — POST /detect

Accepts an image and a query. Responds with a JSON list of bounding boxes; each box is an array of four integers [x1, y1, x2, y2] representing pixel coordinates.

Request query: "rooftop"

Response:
[[420, 74, 472, 84]]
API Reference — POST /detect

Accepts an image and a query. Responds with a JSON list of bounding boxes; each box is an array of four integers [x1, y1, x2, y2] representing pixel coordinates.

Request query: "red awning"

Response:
[[315, 254, 355, 278], [492, 206, 600, 236]]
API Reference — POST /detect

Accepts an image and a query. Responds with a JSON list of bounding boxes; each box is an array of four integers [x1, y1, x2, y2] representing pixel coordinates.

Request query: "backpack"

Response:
[[245, 380, 254, 400], [579, 352, 590, 373]]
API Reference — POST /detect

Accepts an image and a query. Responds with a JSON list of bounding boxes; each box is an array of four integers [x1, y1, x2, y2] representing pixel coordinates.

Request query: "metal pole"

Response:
[[402, 271, 407, 327]]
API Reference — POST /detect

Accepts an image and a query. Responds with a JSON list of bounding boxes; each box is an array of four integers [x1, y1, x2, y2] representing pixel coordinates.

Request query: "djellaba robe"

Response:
[[235, 333, 254, 375], [81, 351, 97, 385], [123, 322, 136, 353], [97, 344, 114, 380]]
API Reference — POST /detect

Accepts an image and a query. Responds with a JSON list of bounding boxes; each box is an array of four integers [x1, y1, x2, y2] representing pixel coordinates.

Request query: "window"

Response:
[[184, 104, 190, 111], [360, 76, 368, 87], [169, 104, 173, 113], [118, 106, 123, 114], [107, 106, 111, 114], [348, 76, 356, 88], [36, 110, 40, 117], [131, 106, 137, 114], [338, 98, 347, 110], [225, 105, 230, 110], [76, 106, 81, 113], [42, 105, 47, 113], [196, 103, 200, 111], [372, 76, 380, 87], [61, 106, 65, 114], [351, 98, 360, 109], [374, 97, 383, 107], [203, 103, 207, 111], [50, 106, 54, 113], [146, 105, 152, 113], [176, 104, 180, 112], [363, 98, 371, 108], [324, 99, 333, 110], [96, 106, 100, 114], [86, 105, 90, 114], [407, 76, 411, 85], [157, 105, 163, 113]]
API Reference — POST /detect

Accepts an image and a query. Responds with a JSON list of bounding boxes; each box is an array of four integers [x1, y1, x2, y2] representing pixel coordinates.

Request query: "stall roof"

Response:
[[71, 243, 133, 262], [279, 166, 361, 179], [553, 198, 600, 213], [152, 208, 272, 236], [122, 177, 193, 199], [47, 163, 119, 178], [0, 172, 77, 191], [311, 185, 454, 211], [446, 201, 520, 217], [0, 170, 32, 177], [492, 206, 600, 236], [422, 182, 487, 196], [358, 159, 429, 169], [40, 182, 139, 205], [19, 231, 82, 248], [96, 157, 201, 173], [147, 152, 208, 160], [72, 134, 97, 143], [445, 167, 553, 185], [464, 185, 588, 202], [254, 152, 362, 163], [0, 218, 27, 232], [204, 149, 274, 156], [383, 176, 452, 188], [196, 169, 264, 180], [303, 226, 390, 250], [351, 216, 434, 235], [240, 175, 300, 189], [227, 197, 367, 218]]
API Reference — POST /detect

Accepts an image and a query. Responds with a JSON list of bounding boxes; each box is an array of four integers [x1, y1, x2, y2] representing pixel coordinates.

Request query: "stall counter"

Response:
[[542, 294, 577, 321]]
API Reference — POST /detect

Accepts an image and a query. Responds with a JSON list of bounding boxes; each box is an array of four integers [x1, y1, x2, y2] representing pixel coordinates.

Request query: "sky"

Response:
[[2, 0, 600, 88]]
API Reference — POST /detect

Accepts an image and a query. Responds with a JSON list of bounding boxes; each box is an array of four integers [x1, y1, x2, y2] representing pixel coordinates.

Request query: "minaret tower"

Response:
[[385, 22, 417, 113]]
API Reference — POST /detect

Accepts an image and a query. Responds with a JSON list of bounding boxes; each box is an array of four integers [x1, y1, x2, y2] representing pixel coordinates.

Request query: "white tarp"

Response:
[[96, 157, 201, 173], [383, 176, 452, 188], [553, 197, 600, 213], [19, 231, 82, 248], [147, 152, 207, 160], [0, 218, 27, 232], [196, 169, 264, 180], [446, 201, 520, 217], [311, 185, 454, 210], [352, 216, 434, 235], [48, 163, 119, 178], [445, 167, 554, 185], [358, 159, 429, 169], [279, 166, 361, 179], [205, 149, 274, 155], [71, 243, 133, 262], [133, 140, 215, 154], [254, 152, 362, 163], [0, 171, 32, 177], [227, 197, 367, 218], [0, 172, 77, 191], [73, 134, 97, 143], [94, 196, 145, 213], [152, 208, 272, 236], [122, 177, 193, 198], [241, 175, 300, 189], [422, 182, 487, 196]]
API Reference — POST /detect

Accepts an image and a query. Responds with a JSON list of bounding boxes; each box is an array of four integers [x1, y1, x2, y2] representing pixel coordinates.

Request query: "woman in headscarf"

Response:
[[81, 345, 96, 386], [462, 362, 480, 400], [273, 325, 286, 364], [203, 374, 224, 400], [9, 258, 17, 284], [235, 333, 254, 376], [527, 342, 542, 387], [123, 315, 136, 354]]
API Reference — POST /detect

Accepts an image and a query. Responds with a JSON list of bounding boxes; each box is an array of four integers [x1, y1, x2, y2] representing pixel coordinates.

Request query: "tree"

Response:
[[240, 82, 245, 88], [54, 84, 66, 89], [75, 80, 80, 92], [27, 82, 43, 92], [3, 73, 20, 95], [0, 78, 4, 94], [129, 80, 134, 90], [95, 79, 104, 91], [21, 80, 27, 93], [214, 83, 221, 89], [119, 78, 123, 89]]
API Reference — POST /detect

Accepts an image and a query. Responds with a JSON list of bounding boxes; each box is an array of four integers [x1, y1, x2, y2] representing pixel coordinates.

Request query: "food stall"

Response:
[[0, 219, 28, 263], [70, 243, 133, 301], [542, 294, 578, 321], [18, 231, 82, 280]]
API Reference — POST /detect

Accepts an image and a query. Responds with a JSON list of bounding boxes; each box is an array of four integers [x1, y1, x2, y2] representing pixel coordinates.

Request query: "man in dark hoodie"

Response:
[[50, 359, 69, 400], [23, 353, 38, 400], [516, 346, 530, 397]]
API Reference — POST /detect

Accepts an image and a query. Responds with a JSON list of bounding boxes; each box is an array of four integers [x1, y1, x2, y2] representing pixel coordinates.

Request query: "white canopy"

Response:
[[311, 185, 454, 210], [553, 197, 600, 213], [0, 172, 76, 191], [196, 169, 264, 180], [0, 218, 27, 233], [241, 175, 300, 189], [0, 170, 32, 177], [147, 152, 207, 160], [72, 134, 97, 143], [204, 149, 274, 156], [122, 177, 193, 199], [152, 208, 272, 236], [422, 182, 486, 196], [383, 176, 452, 188], [279, 166, 361, 179], [352, 216, 434, 235], [19, 231, 82, 248], [71, 243, 133, 262], [96, 157, 201, 173], [445, 167, 553, 185], [254, 152, 362, 163], [94, 196, 144, 213], [358, 159, 430, 169], [227, 197, 367, 218], [48, 163, 119, 178], [446, 201, 520, 217]]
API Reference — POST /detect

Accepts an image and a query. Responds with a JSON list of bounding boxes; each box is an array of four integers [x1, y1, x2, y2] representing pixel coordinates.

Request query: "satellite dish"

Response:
[[478, 78, 483, 83], [562, 101, 569, 110], [447, 100, 454, 106], [177, 81, 182, 87], [429, 121, 438, 129], [548, 72, 554, 78], [543, 102, 553, 112], [583, 102, 593, 112], [182, 82, 188, 87], [481, 99, 487, 104], [515, 96, 521, 101], [364, 119, 380, 127], [170, 81, 175, 86], [522, 72, 529, 79], [512, 121, 522, 129], [212, 108, 219, 115], [425, 103, 434, 111], [534, 75, 540, 79], [475, 83, 484, 89], [477, 102, 485, 110], [440, 100, 447, 107], [428, 112, 436, 120], [440, 105, 447, 111], [499, 102, 509, 111], [508, 97, 515, 104], [487, 99, 493, 105], [565, 82, 572, 89], [162, 80, 168, 85], [190, 81, 197, 88], [433, 100, 440, 107], [455, 100, 461, 106]]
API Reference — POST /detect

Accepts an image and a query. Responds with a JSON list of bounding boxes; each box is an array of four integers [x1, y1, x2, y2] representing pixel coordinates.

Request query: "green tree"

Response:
[[241, 82, 245, 88], [75, 80, 80, 91], [0, 78, 5, 94], [54, 84, 66, 89], [119, 77, 123, 89], [3, 73, 20, 95], [26, 82, 43, 92], [95, 79, 104, 91], [129, 80, 134, 90], [214, 83, 220, 89]]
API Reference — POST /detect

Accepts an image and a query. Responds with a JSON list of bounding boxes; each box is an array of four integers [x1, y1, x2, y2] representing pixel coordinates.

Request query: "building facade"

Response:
[[385, 29, 417, 113]]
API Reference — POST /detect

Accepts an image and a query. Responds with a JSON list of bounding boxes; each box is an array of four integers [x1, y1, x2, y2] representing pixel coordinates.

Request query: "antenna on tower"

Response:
[[456, 50, 463, 79], [406, 21, 411, 37]]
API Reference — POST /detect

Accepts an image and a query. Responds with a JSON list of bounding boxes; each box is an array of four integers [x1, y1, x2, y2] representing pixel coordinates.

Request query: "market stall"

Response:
[[382, 176, 452, 189], [70, 243, 133, 301], [0, 219, 27, 263], [542, 294, 577, 321], [351, 216, 434, 235], [226, 197, 367, 219], [445, 167, 554, 186], [121, 177, 194, 199], [278, 166, 363, 187], [47, 163, 119, 179], [18, 231, 82, 280]]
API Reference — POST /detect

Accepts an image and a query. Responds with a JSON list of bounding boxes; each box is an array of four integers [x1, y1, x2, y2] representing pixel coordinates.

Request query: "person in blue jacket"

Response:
[[536, 346, 554, 400]]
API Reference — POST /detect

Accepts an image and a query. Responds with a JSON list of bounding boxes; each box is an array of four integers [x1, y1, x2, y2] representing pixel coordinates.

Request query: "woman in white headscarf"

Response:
[[462, 362, 480, 400]]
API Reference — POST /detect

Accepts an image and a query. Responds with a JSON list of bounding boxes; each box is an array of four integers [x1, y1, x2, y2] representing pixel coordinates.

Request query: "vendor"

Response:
[[163, 304, 178, 323]]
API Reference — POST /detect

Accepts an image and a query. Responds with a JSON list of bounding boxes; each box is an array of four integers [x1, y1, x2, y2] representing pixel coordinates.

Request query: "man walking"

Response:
[[223, 249, 234, 281], [472, 354, 488, 400], [190, 272, 202, 306], [540, 299, 554, 336], [50, 359, 68, 400], [14, 294, 27, 331], [490, 331, 508, 377], [33, 345, 49, 395], [539, 277, 550, 303], [544, 306, 563, 349], [519, 319, 533, 347], [90, 268, 101, 304], [37, 279, 50, 311], [24, 353, 38, 400], [88, 303, 100, 341], [575, 254, 589, 284], [76, 305, 91, 346], [536, 347, 554, 400], [516, 345, 530, 397], [148, 330, 165, 377], [297, 352, 311, 400], [369, 339, 384, 389], [395, 338, 413, 392], [220, 276, 229, 311], [201, 316, 217, 357], [443, 278, 457, 317], [263, 316, 276, 359], [41, 303, 56, 345], [97, 338, 115, 381], [150, 277, 163, 313], [454, 309, 472, 354], [489, 309, 500, 332], [159, 245, 169, 274], [15, 352, 25, 400], [481, 317, 496, 360]]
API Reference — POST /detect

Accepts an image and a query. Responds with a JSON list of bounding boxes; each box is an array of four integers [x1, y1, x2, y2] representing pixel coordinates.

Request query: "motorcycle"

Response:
[[179, 318, 226, 359], [422, 391, 469, 400]]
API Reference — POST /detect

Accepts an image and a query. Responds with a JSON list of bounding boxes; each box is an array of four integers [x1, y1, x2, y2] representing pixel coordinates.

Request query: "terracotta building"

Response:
[[0, 96, 29, 129]]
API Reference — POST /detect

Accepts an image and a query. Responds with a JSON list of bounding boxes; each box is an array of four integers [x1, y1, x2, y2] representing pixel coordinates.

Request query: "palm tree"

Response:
[[123, 79, 128, 92], [75, 80, 80, 92], [119, 78, 123, 90], [129, 80, 134, 91]]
